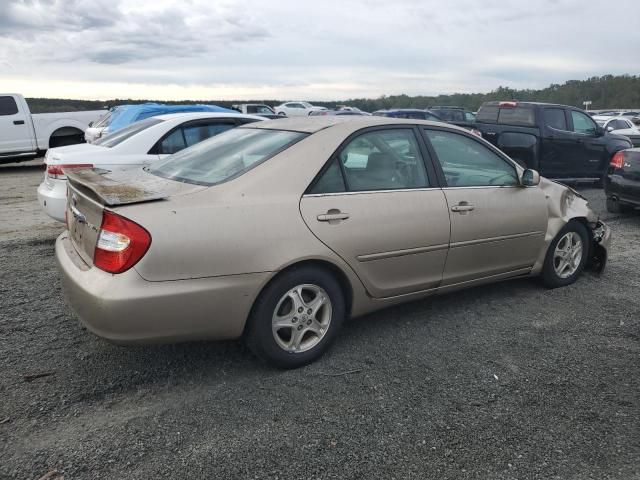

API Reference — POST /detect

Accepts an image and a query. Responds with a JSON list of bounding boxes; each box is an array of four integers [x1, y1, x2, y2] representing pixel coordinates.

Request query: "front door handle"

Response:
[[13, 120, 25, 125], [317, 210, 349, 222], [451, 203, 475, 213]]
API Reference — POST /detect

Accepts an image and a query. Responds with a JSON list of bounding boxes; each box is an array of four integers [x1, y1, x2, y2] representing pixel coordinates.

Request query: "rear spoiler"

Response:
[[65, 168, 168, 206]]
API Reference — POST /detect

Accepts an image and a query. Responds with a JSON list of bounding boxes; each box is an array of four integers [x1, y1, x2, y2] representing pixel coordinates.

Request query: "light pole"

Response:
[[583, 100, 592, 112]]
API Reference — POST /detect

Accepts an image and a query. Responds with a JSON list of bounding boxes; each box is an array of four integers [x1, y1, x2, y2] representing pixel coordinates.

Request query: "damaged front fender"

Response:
[[532, 178, 611, 274]]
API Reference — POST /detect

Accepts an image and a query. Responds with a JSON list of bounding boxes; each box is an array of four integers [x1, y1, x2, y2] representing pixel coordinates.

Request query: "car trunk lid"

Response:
[[65, 167, 204, 265]]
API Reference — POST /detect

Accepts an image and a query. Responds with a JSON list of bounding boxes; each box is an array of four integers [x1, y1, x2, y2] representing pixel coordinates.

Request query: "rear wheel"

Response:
[[245, 266, 345, 368], [541, 221, 589, 288], [606, 196, 631, 214]]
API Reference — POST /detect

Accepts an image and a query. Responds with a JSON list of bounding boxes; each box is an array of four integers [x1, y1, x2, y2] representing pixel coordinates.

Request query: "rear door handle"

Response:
[[13, 120, 25, 125], [317, 211, 349, 222], [451, 204, 475, 212]]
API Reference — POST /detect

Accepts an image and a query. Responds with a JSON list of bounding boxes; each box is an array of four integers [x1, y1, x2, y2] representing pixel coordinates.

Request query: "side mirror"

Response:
[[606, 126, 614, 133], [521, 168, 540, 187], [88, 121, 93, 127], [596, 125, 606, 136]]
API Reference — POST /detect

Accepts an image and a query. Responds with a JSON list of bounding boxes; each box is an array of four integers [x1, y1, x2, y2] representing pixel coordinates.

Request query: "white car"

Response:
[[593, 115, 640, 147], [37, 112, 265, 222], [274, 102, 327, 117], [84, 107, 119, 143]]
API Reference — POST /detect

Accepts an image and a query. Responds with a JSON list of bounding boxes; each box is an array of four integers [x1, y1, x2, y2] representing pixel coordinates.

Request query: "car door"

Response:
[[567, 109, 608, 178], [299, 127, 451, 298], [540, 107, 576, 177], [0, 95, 34, 154], [422, 128, 548, 286]]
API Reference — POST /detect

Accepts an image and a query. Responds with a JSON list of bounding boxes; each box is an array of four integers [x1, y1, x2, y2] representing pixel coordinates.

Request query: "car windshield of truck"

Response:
[[148, 128, 308, 186], [93, 118, 164, 148]]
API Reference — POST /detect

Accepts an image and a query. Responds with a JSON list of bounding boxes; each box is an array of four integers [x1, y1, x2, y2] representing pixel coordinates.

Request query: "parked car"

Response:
[[0, 93, 105, 164], [475, 101, 633, 181], [274, 102, 327, 117], [372, 109, 443, 121], [38, 112, 264, 222], [231, 104, 280, 119], [604, 148, 640, 212], [84, 103, 236, 143], [56, 116, 610, 368], [308, 110, 366, 116], [335, 106, 371, 115], [593, 116, 640, 147], [428, 106, 476, 128]]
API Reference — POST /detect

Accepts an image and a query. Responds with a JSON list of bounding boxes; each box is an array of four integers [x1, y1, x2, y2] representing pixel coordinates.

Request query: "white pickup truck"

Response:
[[0, 93, 106, 164]]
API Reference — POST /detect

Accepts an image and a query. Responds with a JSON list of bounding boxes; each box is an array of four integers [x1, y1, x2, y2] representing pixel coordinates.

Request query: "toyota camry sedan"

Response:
[[56, 116, 611, 368]]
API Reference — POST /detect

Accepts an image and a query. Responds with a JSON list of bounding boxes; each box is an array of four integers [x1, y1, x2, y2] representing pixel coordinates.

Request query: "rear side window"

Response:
[[544, 108, 567, 130], [149, 128, 307, 186], [94, 118, 164, 148], [310, 129, 429, 193], [158, 129, 187, 154], [0, 96, 19, 116], [182, 123, 235, 147]]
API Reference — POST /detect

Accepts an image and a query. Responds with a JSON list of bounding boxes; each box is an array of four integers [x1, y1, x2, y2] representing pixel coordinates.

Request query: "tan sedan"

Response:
[[56, 116, 611, 368]]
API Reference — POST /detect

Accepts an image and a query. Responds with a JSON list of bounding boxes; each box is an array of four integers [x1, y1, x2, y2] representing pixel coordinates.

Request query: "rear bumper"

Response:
[[37, 179, 66, 222], [56, 232, 270, 344], [605, 172, 640, 205]]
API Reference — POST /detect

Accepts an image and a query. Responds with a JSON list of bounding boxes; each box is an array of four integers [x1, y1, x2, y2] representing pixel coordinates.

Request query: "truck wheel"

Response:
[[606, 197, 631, 214], [541, 221, 589, 289]]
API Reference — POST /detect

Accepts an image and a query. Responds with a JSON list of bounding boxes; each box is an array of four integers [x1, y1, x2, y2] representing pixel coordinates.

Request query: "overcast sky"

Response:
[[1, 0, 639, 101]]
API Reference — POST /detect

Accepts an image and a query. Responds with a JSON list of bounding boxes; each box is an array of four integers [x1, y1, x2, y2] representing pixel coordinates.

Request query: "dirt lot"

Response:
[[1, 162, 638, 480]]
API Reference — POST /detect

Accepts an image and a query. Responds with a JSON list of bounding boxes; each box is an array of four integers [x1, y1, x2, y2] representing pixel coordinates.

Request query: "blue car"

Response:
[[85, 103, 236, 142]]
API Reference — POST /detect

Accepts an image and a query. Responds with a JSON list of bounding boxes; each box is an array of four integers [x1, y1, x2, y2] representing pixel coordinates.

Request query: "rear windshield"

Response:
[[94, 118, 164, 148], [148, 127, 308, 186], [476, 105, 536, 126]]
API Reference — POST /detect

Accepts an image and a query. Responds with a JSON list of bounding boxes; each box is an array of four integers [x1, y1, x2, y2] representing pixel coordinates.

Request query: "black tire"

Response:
[[606, 197, 631, 214], [541, 221, 590, 289], [245, 266, 345, 368]]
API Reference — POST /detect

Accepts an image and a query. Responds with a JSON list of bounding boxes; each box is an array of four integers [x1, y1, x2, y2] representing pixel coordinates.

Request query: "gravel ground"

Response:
[[0, 164, 638, 480]]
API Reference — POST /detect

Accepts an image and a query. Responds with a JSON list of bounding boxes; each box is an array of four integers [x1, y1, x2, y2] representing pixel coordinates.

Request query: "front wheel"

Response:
[[245, 266, 345, 368], [606, 197, 631, 214], [541, 221, 589, 288]]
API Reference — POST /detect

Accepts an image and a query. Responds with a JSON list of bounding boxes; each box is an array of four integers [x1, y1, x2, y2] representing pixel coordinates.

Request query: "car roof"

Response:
[[481, 101, 569, 108], [152, 112, 266, 122], [240, 115, 461, 134]]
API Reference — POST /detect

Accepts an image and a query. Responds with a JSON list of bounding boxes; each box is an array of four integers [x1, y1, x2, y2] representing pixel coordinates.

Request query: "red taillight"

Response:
[[47, 164, 93, 179], [499, 101, 517, 108], [610, 151, 625, 169], [94, 211, 151, 274]]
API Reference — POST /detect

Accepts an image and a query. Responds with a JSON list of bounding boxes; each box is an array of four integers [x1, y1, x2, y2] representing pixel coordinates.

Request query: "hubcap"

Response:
[[553, 231, 583, 279], [272, 284, 332, 353]]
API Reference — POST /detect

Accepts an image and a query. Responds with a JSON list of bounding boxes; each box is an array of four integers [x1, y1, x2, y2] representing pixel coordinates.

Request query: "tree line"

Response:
[[26, 74, 640, 114]]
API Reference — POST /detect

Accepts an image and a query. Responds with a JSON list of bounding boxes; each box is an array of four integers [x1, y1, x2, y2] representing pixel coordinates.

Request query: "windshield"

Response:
[[301, 102, 313, 108], [148, 127, 308, 186], [93, 111, 112, 128], [247, 105, 275, 114], [93, 118, 164, 148]]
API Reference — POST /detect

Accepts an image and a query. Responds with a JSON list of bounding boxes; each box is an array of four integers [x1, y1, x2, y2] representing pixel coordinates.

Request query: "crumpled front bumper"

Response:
[[588, 220, 611, 273]]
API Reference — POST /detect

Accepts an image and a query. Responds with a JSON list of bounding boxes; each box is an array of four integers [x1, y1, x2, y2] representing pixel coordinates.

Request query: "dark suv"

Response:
[[475, 101, 633, 181]]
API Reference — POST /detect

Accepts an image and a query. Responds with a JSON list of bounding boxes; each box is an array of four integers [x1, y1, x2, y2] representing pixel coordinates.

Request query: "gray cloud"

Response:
[[0, 0, 638, 100]]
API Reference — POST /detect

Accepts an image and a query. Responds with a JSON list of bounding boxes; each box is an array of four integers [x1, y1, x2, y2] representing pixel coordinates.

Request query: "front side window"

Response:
[[94, 118, 164, 148], [311, 129, 429, 193], [0, 96, 19, 116], [544, 108, 567, 130], [425, 129, 518, 187], [571, 111, 597, 135], [464, 112, 476, 122], [149, 128, 307, 186]]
